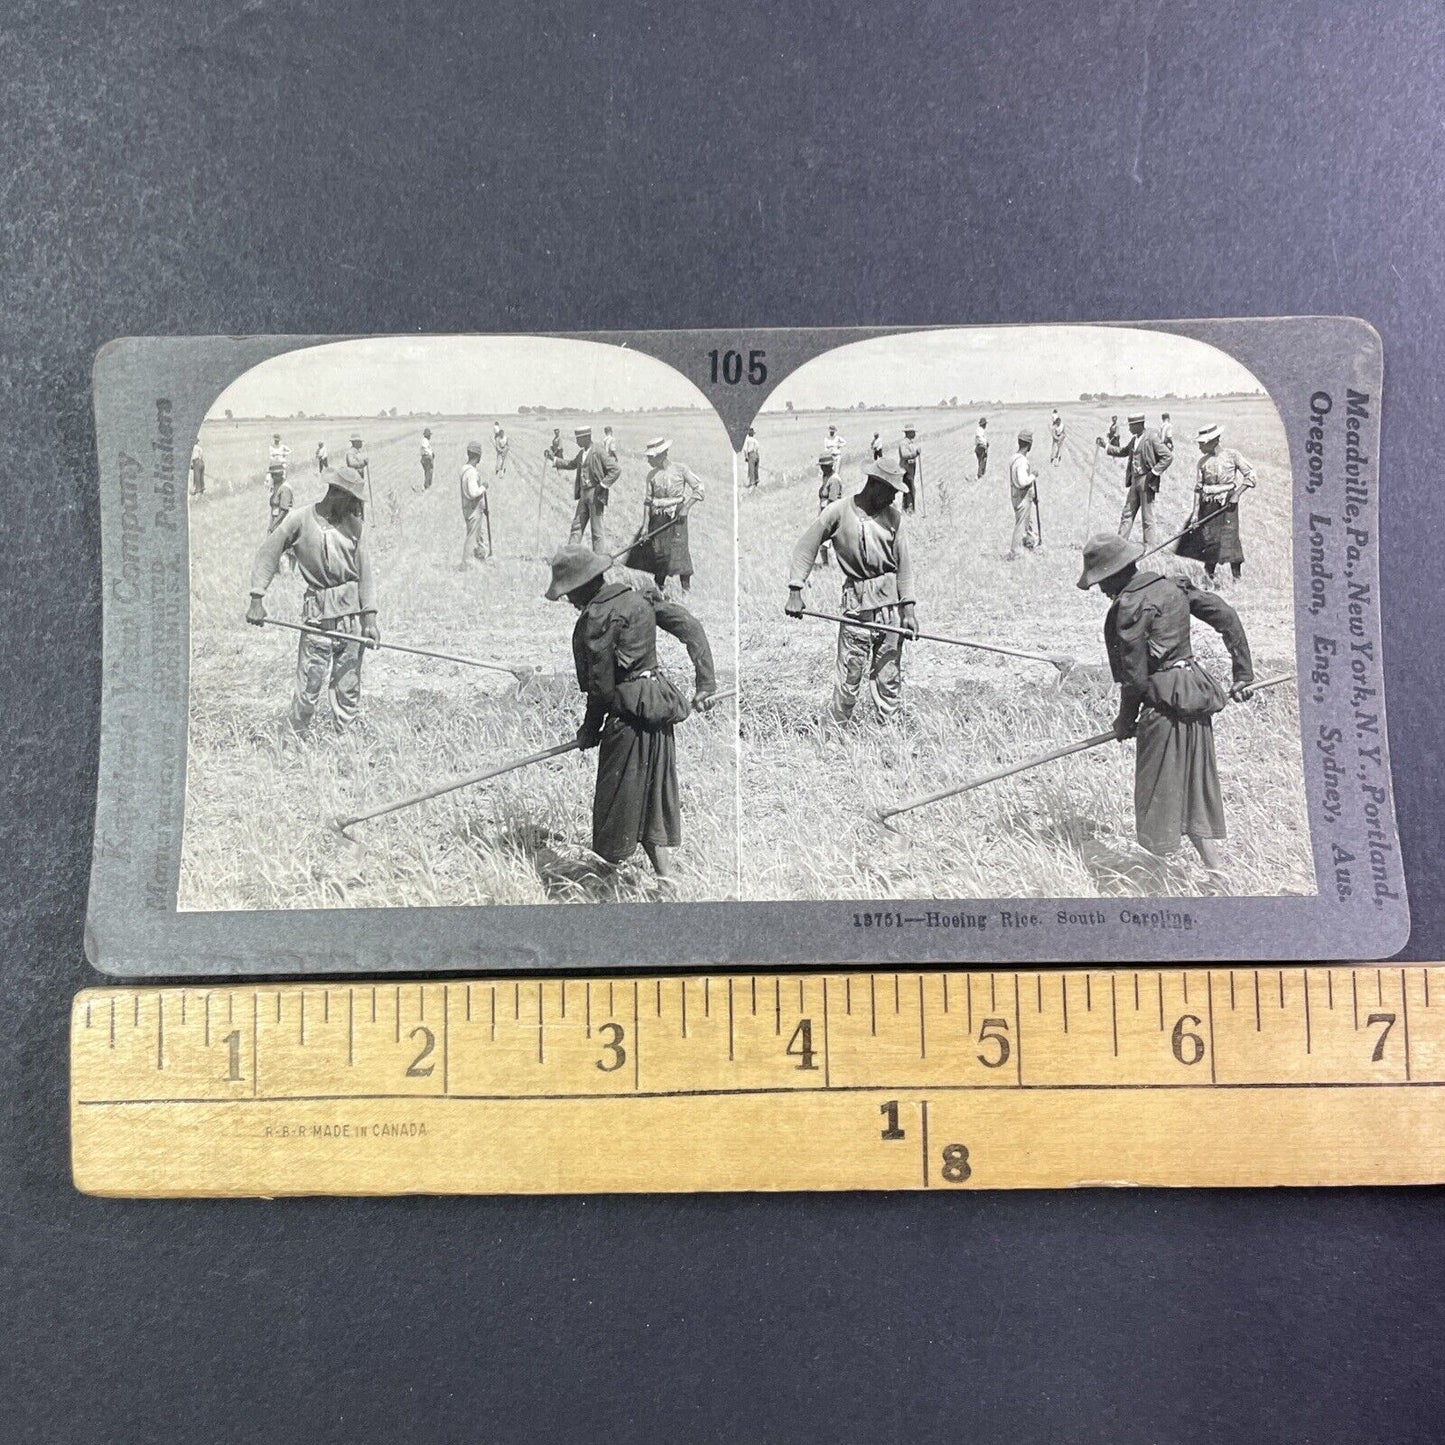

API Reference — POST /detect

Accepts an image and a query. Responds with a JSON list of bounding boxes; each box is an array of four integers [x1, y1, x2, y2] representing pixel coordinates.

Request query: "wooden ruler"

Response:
[[71, 967, 1445, 1195]]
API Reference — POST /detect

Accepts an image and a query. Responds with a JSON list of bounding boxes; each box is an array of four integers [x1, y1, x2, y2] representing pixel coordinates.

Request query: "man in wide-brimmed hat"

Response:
[[627, 437, 705, 594], [458, 441, 489, 568], [1175, 423, 1258, 587], [785, 454, 918, 725], [1077, 531, 1255, 887], [544, 545, 716, 887], [552, 424, 620, 553], [1007, 429, 1041, 559], [246, 466, 380, 735], [1101, 411, 1173, 546]]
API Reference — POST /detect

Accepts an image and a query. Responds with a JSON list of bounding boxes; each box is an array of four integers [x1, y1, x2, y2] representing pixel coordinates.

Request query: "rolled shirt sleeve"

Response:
[[654, 599, 716, 694]]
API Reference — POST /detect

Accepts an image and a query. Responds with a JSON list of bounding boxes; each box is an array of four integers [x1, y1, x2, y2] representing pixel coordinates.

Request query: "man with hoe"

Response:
[[458, 440, 489, 568], [898, 422, 922, 514], [629, 437, 705, 595], [814, 449, 844, 565], [554, 424, 620, 553], [1007, 427, 1040, 560], [246, 465, 379, 735], [1077, 531, 1255, 889], [1177, 423, 1258, 587], [544, 545, 717, 890], [1103, 411, 1173, 546], [785, 455, 918, 725]]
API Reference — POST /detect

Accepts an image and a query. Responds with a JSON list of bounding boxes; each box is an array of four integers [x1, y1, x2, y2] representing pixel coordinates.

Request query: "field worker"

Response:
[[1050, 408, 1065, 463], [494, 422, 510, 476], [420, 428, 435, 490], [246, 466, 379, 735], [824, 423, 846, 469], [1102, 412, 1173, 546], [458, 441, 489, 568], [1176, 424, 1258, 587], [545, 545, 716, 889], [898, 422, 921, 514], [974, 417, 989, 478], [189, 440, 204, 496], [267, 433, 291, 484], [1007, 429, 1039, 560], [268, 467, 294, 533], [871, 431, 884, 461], [785, 455, 918, 725], [345, 433, 371, 507], [631, 437, 705, 595], [742, 427, 761, 487], [554, 424, 620, 553], [315, 440, 328, 473], [815, 451, 844, 565], [545, 427, 565, 464], [1107, 415, 1121, 449], [1161, 411, 1174, 452], [1077, 532, 1255, 888], [602, 424, 619, 465]]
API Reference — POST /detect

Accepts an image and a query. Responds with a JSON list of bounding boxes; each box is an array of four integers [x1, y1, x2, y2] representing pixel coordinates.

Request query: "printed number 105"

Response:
[[708, 349, 767, 385]]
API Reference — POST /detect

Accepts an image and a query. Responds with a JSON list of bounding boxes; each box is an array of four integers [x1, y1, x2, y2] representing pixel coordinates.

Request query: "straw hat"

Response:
[[1197, 424, 1221, 446], [645, 437, 673, 459]]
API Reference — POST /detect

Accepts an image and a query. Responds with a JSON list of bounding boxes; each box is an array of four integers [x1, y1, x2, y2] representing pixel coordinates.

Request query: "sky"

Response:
[[208, 336, 710, 418], [759, 325, 1268, 411]]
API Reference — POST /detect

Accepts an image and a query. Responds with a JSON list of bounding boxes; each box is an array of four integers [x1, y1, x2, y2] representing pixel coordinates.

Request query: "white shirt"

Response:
[[825, 432, 845, 459], [460, 462, 485, 502], [1009, 451, 1036, 489], [268, 442, 291, 471], [191, 444, 203, 463], [603, 434, 617, 459], [975, 427, 988, 448], [421, 436, 434, 459], [742, 435, 758, 458]]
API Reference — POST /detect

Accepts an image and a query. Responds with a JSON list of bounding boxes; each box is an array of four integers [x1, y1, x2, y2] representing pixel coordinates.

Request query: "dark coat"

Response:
[[555, 445, 622, 501], [1104, 571, 1256, 854], [571, 581, 716, 864]]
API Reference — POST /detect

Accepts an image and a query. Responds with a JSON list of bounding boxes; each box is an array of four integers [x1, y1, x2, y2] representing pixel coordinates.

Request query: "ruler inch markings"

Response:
[[70, 967, 1445, 1196]]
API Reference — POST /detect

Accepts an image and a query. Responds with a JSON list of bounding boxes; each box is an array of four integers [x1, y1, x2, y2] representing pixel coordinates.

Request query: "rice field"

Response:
[[178, 410, 738, 910], [735, 396, 1315, 901]]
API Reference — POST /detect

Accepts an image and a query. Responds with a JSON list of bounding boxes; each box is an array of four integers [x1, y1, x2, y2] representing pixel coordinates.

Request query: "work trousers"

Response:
[[421, 456, 433, 489], [569, 485, 609, 553], [1010, 482, 1038, 553], [833, 606, 904, 723], [1050, 434, 1064, 463], [1118, 479, 1158, 546], [976, 445, 988, 478], [746, 455, 759, 487], [461, 497, 489, 565], [291, 616, 364, 732]]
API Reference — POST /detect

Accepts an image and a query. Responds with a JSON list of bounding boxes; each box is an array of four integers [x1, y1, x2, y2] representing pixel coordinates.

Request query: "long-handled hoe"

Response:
[[872, 673, 1296, 833], [797, 608, 1077, 682], [259, 617, 542, 693], [329, 687, 737, 873]]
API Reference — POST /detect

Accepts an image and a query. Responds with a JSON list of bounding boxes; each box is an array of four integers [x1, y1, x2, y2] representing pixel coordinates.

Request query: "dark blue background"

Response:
[[4, 1, 1444, 1439]]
